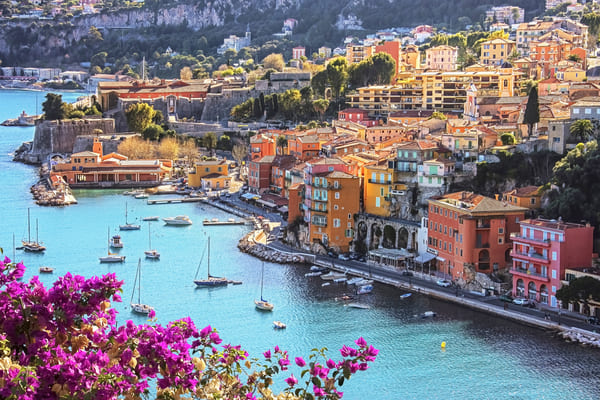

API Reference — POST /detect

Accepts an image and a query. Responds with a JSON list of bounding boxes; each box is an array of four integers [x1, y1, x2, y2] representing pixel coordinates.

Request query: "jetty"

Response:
[[147, 197, 205, 204], [203, 218, 247, 226]]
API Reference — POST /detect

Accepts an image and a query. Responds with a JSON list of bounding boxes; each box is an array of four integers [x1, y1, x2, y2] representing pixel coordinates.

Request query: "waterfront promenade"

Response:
[[209, 190, 600, 345]]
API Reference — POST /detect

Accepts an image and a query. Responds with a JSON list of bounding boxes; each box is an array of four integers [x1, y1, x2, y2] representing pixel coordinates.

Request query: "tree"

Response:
[[369, 53, 396, 85], [41, 93, 66, 120], [203, 131, 218, 152], [142, 123, 165, 141], [117, 136, 155, 159], [179, 138, 198, 166], [125, 103, 156, 133], [217, 134, 232, 151], [279, 89, 302, 120], [180, 66, 193, 80], [157, 136, 179, 160], [0, 257, 377, 399], [232, 143, 248, 166], [312, 98, 329, 121], [326, 57, 348, 100], [570, 119, 595, 143], [262, 53, 285, 71], [556, 276, 600, 307], [431, 111, 447, 120], [523, 86, 539, 137], [276, 135, 288, 155]]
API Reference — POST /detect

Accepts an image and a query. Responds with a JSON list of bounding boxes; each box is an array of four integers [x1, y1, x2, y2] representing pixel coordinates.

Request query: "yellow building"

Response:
[[348, 66, 521, 116], [346, 43, 375, 64], [556, 66, 586, 82], [363, 163, 407, 217], [425, 45, 458, 71], [480, 38, 516, 66], [188, 160, 231, 190]]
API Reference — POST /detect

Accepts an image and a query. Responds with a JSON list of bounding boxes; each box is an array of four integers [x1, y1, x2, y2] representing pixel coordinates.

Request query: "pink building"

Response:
[[511, 218, 594, 308], [337, 108, 377, 127]]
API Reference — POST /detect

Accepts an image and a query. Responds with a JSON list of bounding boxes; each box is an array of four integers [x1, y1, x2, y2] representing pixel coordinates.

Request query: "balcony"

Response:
[[510, 267, 550, 282], [510, 250, 550, 264], [368, 179, 391, 184], [510, 233, 551, 247], [476, 223, 491, 230]]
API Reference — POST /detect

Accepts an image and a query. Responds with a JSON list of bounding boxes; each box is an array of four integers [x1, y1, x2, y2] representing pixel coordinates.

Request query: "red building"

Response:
[[269, 155, 296, 196], [511, 218, 594, 308], [250, 133, 276, 160], [427, 191, 526, 282], [248, 155, 274, 193], [337, 108, 377, 127], [288, 135, 321, 161]]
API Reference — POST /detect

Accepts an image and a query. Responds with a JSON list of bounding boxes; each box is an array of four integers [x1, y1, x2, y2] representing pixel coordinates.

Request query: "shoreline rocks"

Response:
[[558, 329, 600, 348], [238, 231, 307, 264]]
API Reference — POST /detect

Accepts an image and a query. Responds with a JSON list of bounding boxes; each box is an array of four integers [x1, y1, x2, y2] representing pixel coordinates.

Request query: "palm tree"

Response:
[[276, 135, 288, 155], [569, 119, 595, 143]]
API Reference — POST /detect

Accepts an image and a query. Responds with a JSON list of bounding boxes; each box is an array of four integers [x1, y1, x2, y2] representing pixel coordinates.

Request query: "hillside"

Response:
[[0, 0, 545, 67]]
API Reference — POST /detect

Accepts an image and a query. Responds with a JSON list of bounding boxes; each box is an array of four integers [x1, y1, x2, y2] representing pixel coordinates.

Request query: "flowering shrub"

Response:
[[0, 256, 377, 399]]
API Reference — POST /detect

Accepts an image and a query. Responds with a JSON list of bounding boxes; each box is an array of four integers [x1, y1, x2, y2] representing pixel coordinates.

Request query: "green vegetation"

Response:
[[523, 86, 540, 137], [556, 276, 600, 306]]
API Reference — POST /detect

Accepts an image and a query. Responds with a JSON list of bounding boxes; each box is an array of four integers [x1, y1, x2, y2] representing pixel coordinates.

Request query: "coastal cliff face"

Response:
[[14, 118, 115, 164]]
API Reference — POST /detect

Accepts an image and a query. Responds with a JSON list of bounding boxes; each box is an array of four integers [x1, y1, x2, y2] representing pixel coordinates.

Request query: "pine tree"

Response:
[[523, 86, 539, 137]]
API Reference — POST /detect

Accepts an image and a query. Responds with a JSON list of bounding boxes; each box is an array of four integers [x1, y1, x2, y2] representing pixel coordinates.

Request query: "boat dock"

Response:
[[203, 219, 247, 226], [147, 197, 205, 205]]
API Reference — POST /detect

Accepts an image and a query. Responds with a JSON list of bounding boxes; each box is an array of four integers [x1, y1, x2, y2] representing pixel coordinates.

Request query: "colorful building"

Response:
[[304, 162, 360, 253], [510, 218, 594, 308], [248, 155, 275, 193], [288, 135, 321, 161], [50, 138, 172, 188], [427, 191, 526, 281], [496, 186, 542, 210], [269, 155, 297, 196], [363, 163, 407, 217], [418, 158, 455, 188], [480, 38, 516, 66], [337, 108, 377, 127], [187, 159, 231, 190], [425, 45, 458, 71], [250, 133, 277, 160]]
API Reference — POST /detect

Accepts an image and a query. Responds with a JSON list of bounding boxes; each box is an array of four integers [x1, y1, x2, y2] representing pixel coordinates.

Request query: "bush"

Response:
[[0, 257, 377, 399]]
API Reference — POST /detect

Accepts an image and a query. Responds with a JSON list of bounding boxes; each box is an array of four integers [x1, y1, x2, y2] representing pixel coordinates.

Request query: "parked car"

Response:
[[513, 297, 535, 307], [436, 279, 452, 288], [587, 316, 599, 325], [401, 270, 414, 276], [338, 253, 350, 261], [327, 251, 337, 258], [498, 294, 514, 303]]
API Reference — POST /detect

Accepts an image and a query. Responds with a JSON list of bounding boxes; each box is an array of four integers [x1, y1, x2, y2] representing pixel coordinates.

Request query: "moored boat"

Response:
[[109, 234, 123, 249], [163, 215, 193, 226], [356, 284, 373, 295], [142, 216, 159, 221], [273, 321, 287, 329], [39, 266, 54, 273], [120, 202, 140, 231], [321, 271, 346, 281], [194, 237, 228, 287]]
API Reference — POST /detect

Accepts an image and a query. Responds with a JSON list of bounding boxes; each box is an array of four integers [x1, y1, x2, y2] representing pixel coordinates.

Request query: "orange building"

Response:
[[288, 134, 321, 161], [304, 166, 360, 253], [375, 40, 402, 74], [287, 183, 305, 224], [51, 138, 172, 188], [495, 186, 542, 210], [269, 155, 296, 196], [250, 133, 277, 160], [427, 191, 526, 281]]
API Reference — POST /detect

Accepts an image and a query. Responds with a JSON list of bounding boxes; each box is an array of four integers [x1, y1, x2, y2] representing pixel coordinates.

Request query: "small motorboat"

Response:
[[347, 302, 370, 309], [305, 271, 323, 277], [109, 234, 123, 249], [310, 265, 328, 273], [335, 294, 354, 302], [420, 311, 437, 318], [39, 266, 54, 273], [333, 277, 348, 283], [321, 271, 346, 281], [400, 293, 412, 299], [347, 277, 364, 285], [142, 216, 159, 221], [163, 215, 193, 226], [321, 282, 331, 287], [357, 284, 373, 295], [273, 321, 287, 329]]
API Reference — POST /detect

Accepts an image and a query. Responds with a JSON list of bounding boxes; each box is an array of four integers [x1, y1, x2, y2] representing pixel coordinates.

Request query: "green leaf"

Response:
[[311, 376, 321, 387]]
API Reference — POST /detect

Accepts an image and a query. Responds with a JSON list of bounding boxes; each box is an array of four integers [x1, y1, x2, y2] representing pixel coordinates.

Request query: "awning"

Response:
[[278, 206, 289, 213], [256, 199, 277, 208], [436, 256, 446, 262], [414, 253, 436, 264], [241, 193, 259, 200]]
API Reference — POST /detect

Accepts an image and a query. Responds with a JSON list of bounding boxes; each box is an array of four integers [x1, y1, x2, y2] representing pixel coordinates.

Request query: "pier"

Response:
[[147, 197, 205, 204], [203, 219, 247, 226]]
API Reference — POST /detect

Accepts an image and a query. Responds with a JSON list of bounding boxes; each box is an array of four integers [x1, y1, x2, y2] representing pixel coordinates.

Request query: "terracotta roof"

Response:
[[520, 218, 591, 231], [510, 186, 541, 197], [433, 191, 527, 214], [326, 170, 355, 179]]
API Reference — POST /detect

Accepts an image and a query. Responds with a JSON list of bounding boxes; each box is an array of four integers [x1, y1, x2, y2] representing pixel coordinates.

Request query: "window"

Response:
[[498, 237, 504, 244], [335, 192, 340, 199], [333, 219, 340, 228], [498, 227, 504, 234], [552, 270, 557, 279], [552, 251, 557, 261], [348, 213, 351, 219]]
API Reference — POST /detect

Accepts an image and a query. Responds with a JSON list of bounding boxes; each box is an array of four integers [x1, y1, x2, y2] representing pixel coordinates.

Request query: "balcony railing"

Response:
[[368, 179, 391, 184], [510, 233, 551, 247], [511, 250, 550, 264], [510, 267, 550, 281]]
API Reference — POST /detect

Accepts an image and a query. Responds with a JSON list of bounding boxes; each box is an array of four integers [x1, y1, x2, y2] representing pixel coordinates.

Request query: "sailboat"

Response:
[[22, 208, 46, 252], [193, 236, 228, 287], [144, 221, 160, 259], [130, 258, 153, 314], [255, 262, 274, 311], [119, 202, 140, 231], [99, 227, 125, 263]]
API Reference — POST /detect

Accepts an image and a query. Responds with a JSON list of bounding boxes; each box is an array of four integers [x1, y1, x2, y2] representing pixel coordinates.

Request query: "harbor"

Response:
[[2, 89, 600, 400]]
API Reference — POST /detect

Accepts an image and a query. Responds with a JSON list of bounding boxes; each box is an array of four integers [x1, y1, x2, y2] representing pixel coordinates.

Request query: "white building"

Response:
[[217, 25, 251, 55]]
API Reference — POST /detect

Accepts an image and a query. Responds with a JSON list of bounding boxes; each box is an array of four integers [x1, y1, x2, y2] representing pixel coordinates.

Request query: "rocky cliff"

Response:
[[14, 118, 116, 164]]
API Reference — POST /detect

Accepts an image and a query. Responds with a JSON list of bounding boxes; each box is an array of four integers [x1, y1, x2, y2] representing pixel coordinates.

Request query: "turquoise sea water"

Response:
[[1, 89, 600, 400]]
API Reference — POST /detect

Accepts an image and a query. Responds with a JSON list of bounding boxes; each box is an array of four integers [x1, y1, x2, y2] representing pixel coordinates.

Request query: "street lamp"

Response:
[[558, 300, 562, 326]]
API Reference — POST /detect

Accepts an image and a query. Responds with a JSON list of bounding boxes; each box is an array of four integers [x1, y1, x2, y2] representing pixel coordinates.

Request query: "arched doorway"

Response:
[[539, 285, 548, 304], [382, 225, 396, 248], [478, 249, 490, 271], [370, 224, 382, 249], [397, 227, 408, 249], [355, 222, 368, 254], [516, 279, 525, 297], [528, 281, 537, 301]]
